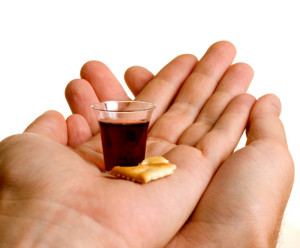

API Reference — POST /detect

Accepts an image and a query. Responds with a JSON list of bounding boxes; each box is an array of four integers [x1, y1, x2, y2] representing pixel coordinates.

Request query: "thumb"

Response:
[[246, 94, 287, 146], [24, 110, 68, 145]]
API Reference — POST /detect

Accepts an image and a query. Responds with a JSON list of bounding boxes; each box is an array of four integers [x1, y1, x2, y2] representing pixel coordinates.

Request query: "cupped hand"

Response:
[[166, 94, 294, 247], [0, 41, 293, 248], [64, 41, 293, 247], [63, 40, 259, 246]]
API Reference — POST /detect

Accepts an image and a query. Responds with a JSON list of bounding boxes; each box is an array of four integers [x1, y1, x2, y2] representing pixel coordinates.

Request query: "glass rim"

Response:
[[91, 100, 156, 113]]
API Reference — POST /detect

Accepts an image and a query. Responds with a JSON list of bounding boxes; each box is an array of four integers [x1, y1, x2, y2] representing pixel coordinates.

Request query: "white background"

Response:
[[0, 0, 299, 246]]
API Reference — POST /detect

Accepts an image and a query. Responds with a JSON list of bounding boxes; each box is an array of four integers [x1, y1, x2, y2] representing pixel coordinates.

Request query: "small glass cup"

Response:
[[92, 101, 156, 171]]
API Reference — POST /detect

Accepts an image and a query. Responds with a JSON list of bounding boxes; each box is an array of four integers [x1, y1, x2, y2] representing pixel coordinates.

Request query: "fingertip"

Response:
[[174, 54, 198, 65], [231, 62, 254, 79], [262, 94, 282, 116], [124, 66, 154, 82], [43, 110, 66, 121], [154, 53, 198, 81], [240, 93, 257, 105], [195, 41, 237, 77], [254, 94, 282, 117], [26, 110, 66, 128], [64, 78, 100, 135], [80, 60, 109, 79], [79, 60, 129, 101], [209, 40, 237, 57], [124, 66, 154, 96], [65, 79, 89, 103], [247, 94, 286, 146]]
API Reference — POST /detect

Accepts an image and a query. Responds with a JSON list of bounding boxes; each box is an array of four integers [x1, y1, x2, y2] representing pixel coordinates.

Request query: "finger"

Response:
[[149, 41, 237, 143], [246, 94, 287, 146], [67, 61, 133, 135], [65, 79, 100, 134], [80, 60, 130, 101], [196, 94, 256, 167], [178, 62, 254, 146], [66, 114, 92, 148], [124, 66, 154, 96], [134, 54, 198, 124], [24, 110, 68, 145]]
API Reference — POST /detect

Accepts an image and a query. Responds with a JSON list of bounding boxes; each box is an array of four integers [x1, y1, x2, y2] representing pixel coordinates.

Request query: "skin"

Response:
[[0, 41, 294, 247]]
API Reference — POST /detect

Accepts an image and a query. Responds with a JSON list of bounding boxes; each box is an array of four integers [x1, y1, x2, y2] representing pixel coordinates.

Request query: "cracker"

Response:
[[109, 156, 176, 183], [141, 156, 169, 165]]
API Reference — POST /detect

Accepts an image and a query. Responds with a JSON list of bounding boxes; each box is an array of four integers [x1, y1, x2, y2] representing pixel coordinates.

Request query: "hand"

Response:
[[65, 41, 294, 247], [166, 94, 294, 247], [0, 41, 293, 248]]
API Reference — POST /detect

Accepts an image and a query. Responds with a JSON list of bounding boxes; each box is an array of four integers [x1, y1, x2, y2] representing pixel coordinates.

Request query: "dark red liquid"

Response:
[[99, 121, 149, 171]]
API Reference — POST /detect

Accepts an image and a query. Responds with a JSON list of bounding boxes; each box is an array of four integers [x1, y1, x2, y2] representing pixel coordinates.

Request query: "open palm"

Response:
[[64, 41, 293, 247], [0, 41, 293, 247], [69, 42, 255, 247]]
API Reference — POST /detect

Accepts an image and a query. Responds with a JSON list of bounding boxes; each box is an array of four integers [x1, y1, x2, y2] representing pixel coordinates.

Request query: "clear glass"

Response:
[[92, 101, 156, 171]]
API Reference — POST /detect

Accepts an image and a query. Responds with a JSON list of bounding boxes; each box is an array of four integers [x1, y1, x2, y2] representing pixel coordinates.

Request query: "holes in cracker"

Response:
[[109, 156, 176, 183]]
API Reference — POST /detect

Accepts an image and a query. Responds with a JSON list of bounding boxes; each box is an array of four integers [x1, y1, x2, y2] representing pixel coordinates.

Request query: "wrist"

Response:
[[167, 221, 275, 248], [201, 224, 272, 248]]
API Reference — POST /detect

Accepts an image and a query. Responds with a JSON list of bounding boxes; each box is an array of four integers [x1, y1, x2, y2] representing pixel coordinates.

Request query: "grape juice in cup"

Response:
[[92, 101, 155, 171]]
